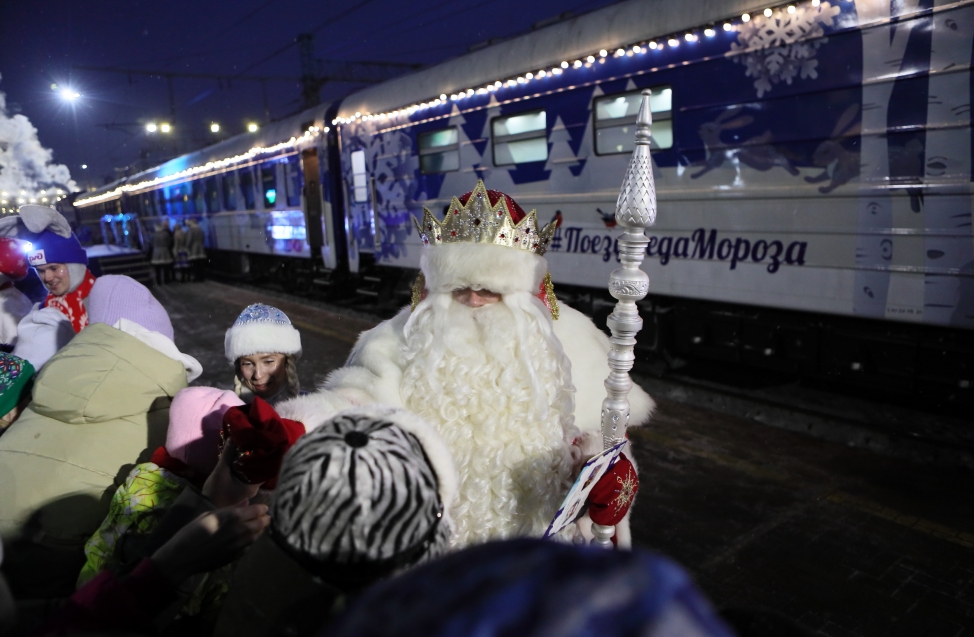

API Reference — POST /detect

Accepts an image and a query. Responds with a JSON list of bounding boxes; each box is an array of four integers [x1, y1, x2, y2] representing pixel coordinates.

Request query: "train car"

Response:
[[332, 0, 973, 402], [72, 102, 342, 282]]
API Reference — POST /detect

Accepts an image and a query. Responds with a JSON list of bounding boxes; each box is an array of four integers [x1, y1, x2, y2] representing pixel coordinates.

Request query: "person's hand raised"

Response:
[[202, 441, 263, 508], [151, 503, 270, 586]]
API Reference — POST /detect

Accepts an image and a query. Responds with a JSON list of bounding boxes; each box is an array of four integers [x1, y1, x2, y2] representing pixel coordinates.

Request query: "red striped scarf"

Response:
[[44, 270, 96, 333]]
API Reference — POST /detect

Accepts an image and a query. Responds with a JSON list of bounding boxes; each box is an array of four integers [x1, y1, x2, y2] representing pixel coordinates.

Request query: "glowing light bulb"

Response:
[[787, 4, 796, 11], [210, 123, 220, 133], [560, 61, 569, 68], [764, 8, 773, 16], [599, 49, 608, 57], [615, 48, 625, 56], [812, 0, 820, 4], [649, 41, 658, 49], [160, 123, 171, 133], [742, 13, 750, 21], [705, 27, 715, 36], [573, 60, 582, 68], [247, 123, 258, 132], [586, 55, 595, 63], [684, 33, 695, 42], [668, 38, 679, 47], [146, 123, 157, 133], [723, 22, 733, 30]]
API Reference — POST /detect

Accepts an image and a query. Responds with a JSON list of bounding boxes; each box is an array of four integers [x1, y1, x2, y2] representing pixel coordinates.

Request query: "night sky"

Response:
[[0, 0, 619, 192]]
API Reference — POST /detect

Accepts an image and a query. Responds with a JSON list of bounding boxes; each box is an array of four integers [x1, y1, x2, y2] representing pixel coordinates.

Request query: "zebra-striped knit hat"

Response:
[[269, 406, 456, 588]]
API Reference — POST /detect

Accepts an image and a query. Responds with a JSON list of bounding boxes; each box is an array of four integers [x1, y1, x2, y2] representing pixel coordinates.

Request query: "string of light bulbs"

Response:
[[332, 0, 841, 127], [75, 126, 327, 208]]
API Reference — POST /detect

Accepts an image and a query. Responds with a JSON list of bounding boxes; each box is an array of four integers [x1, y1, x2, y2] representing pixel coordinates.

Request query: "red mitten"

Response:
[[587, 454, 639, 526], [221, 396, 305, 489], [0, 238, 28, 281]]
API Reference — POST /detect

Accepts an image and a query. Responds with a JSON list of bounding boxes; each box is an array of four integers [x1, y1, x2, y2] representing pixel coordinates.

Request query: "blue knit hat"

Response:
[[225, 303, 302, 363], [16, 205, 88, 267], [324, 538, 734, 637]]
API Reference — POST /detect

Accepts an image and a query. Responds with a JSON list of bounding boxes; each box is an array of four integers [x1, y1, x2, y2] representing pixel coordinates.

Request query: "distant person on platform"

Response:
[[186, 219, 206, 281], [173, 222, 190, 283], [150, 222, 174, 286], [226, 303, 302, 407]]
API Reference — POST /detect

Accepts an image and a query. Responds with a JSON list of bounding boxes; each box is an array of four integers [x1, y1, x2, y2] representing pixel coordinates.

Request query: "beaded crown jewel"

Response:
[[413, 181, 556, 257]]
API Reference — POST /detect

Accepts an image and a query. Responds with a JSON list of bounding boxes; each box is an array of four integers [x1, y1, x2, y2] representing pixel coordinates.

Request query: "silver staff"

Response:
[[592, 89, 656, 548]]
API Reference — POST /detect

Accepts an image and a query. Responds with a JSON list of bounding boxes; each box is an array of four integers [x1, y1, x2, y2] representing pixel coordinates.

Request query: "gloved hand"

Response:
[[220, 396, 305, 488]]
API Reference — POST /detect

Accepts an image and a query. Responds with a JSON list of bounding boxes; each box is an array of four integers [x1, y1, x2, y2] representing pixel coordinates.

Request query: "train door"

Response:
[[301, 148, 329, 266]]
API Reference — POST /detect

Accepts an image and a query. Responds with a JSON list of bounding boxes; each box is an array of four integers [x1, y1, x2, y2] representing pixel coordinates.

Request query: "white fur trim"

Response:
[[421, 242, 547, 296], [553, 303, 655, 433], [225, 320, 302, 362], [113, 318, 203, 383]]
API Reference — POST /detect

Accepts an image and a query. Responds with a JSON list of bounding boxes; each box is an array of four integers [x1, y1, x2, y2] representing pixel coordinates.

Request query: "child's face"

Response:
[[238, 353, 288, 399]]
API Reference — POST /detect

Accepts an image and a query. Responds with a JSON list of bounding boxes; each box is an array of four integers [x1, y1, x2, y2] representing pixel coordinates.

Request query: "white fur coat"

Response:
[[277, 302, 654, 547]]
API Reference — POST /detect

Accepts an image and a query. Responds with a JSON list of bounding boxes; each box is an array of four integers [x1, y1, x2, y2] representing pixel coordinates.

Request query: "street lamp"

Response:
[[210, 123, 220, 133], [146, 123, 158, 133], [247, 123, 259, 133], [160, 123, 172, 133]]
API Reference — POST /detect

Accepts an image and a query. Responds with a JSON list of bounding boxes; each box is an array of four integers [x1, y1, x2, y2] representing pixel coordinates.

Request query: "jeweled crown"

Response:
[[413, 181, 556, 256]]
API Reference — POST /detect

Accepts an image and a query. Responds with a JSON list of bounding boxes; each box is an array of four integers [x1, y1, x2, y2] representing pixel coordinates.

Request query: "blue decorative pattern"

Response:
[[233, 303, 292, 327]]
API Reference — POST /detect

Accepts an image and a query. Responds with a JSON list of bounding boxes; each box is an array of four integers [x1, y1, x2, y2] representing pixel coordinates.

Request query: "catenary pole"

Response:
[[592, 89, 656, 548]]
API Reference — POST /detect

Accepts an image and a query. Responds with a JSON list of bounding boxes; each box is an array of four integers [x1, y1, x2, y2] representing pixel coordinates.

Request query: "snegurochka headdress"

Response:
[[413, 180, 556, 256]]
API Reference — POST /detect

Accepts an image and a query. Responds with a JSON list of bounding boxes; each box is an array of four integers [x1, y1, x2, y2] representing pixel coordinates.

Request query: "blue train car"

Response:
[[333, 0, 973, 397], [73, 102, 341, 275]]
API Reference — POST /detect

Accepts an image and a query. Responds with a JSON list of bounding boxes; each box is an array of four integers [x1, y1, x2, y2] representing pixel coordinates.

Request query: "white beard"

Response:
[[400, 291, 576, 547]]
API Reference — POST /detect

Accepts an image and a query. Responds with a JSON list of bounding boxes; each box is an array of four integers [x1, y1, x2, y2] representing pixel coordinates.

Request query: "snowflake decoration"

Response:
[[612, 471, 638, 515], [729, 2, 841, 97]]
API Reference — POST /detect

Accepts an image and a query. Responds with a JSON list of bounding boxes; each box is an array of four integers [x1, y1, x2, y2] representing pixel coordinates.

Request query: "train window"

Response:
[[418, 127, 460, 174], [492, 111, 548, 165], [192, 180, 205, 214], [223, 171, 238, 211], [261, 162, 278, 208], [594, 86, 672, 155], [351, 150, 368, 202], [285, 155, 302, 207], [205, 176, 220, 213], [156, 189, 169, 216], [240, 168, 256, 210]]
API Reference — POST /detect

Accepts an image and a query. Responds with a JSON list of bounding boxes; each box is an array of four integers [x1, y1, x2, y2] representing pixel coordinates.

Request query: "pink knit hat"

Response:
[[88, 275, 174, 340], [166, 387, 244, 476]]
